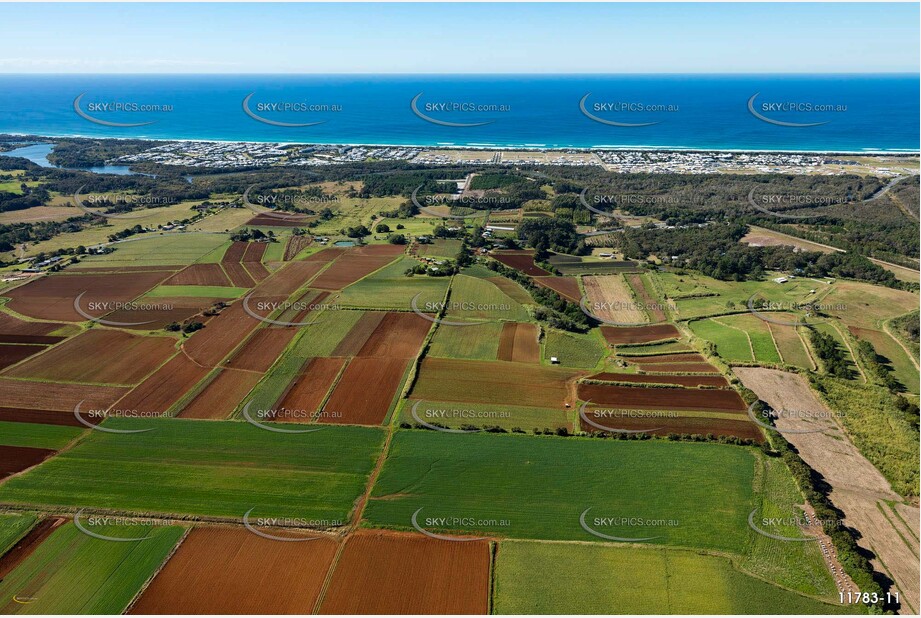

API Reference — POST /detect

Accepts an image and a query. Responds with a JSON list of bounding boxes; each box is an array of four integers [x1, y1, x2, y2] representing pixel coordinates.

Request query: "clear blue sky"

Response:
[[2, 3, 918, 73]]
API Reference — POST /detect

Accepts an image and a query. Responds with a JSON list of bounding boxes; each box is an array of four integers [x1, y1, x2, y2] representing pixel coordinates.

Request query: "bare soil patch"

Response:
[[0, 378, 128, 412], [497, 322, 540, 363], [600, 324, 680, 345], [578, 383, 746, 412], [164, 264, 231, 287], [357, 312, 432, 359], [322, 357, 408, 425], [178, 369, 262, 420], [276, 357, 346, 419], [588, 372, 729, 388], [532, 276, 581, 303], [112, 354, 209, 415], [226, 328, 297, 373], [0, 344, 45, 371], [491, 250, 551, 276], [310, 255, 395, 290], [0, 445, 55, 480]]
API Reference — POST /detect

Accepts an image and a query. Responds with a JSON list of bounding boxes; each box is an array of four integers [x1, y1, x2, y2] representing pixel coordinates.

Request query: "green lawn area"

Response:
[[444, 274, 529, 322], [399, 399, 571, 432], [716, 314, 782, 364], [0, 513, 36, 556], [493, 541, 859, 614], [543, 329, 607, 369], [689, 318, 753, 362], [0, 522, 184, 614], [69, 233, 230, 269], [337, 258, 449, 310], [416, 239, 462, 258], [364, 430, 756, 552], [428, 321, 503, 361], [0, 421, 84, 450], [145, 285, 248, 298], [0, 418, 386, 521], [262, 239, 287, 262]]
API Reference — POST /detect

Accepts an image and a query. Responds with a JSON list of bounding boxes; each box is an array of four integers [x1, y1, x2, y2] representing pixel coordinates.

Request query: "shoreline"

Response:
[[1, 132, 918, 157]]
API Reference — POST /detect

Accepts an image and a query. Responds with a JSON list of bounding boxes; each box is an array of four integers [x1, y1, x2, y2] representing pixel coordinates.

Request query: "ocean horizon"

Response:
[[0, 74, 917, 152]]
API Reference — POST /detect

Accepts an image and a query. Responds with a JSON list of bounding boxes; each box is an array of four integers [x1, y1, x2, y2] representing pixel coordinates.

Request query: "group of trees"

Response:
[[485, 260, 589, 332], [808, 329, 853, 378]]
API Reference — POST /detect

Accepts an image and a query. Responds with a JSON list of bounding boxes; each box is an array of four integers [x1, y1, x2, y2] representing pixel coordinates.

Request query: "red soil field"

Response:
[[626, 274, 667, 322], [0, 518, 66, 580], [577, 383, 746, 411], [259, 260, 326, 297], [6, 271, 173, 322], [497, 322, 540, 363], [0, 406, 88, 427], [491, 250, 551, 276], [276, 357, 346, 419], [246, 213, 314, 227], [182, 302, 261, 367], [600, 324, 681, 345], [322, 357, 409, 425], [357, 312, 432, 359], [164, 264, 231, 287], [225, 327, 297, 373], [221, 241, 248, 263], [579, 411, 761, 441], [68, 265, 182, 273], [353, 244, 407, 256], [533, 276, 581, 303], [104, 296, 225, 331], [411, 357, 578, 409], [637, 363, 722, 374], [0, 344, 46, 370], [5, 329, 176, 386], [222, 262, 255, 288], [330, 312, 385, 357], [243, 260, 270, 283], [130, 527, 337, 615], [0, 311, 67, 339], [310, 255, 395, 290], [626, 353, 710, 365], [319, 530, 490, 615], [486, 277, 533, 303], [0, 378, 128, 412], [178, 369, 262, 420], [304, 247, 347, 262], [241, 242, 267, 263], [0, 445, 55, 480], [112, 354, 209, 415], [283, 235, 312, 260], [588, 372, 730, 388]]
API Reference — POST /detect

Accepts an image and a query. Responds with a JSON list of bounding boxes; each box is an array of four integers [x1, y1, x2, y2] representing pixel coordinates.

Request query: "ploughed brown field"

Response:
[[225, 327, 298, 373], [246, 213, 315, 227], [357, 312, 432, 359], [241, 241, 267, 263], [626, 353, 710, 365], [130, 527, 337, 615], [588, 372, 730, 388], [411, 357, 578, 409], [491, 250, 551, 276], [0, 406, 89, 427], [600, 324, 680, 344], [304, 247, 347, 262], [0, 517, 65, 580], [182, 301, 263, 368], [578, 409, 762, 441], [0, 378, 128, 413], [352, 244, 408, 257], [276, 357, 346, 419], [4, 329, 176, 386], [104, 296, 224, 331], [0, 311, 67, 342], [5, 271, 174, 322], [497, 322, 540, 363], [322, 357, 409, 425], [112, 354, 209, 415], [310, 254, 395, 290], [178, 369, 263, 420], [331, 312, 385, 357], [0, 344, 46, 370], [486, 277, 533, 304], [259, 261, 326, 297], [221, 241, 248, 263], [578, 382, 746, 411], [318, 530, 490, 615], [222, 262, 255, 287], [637, 363, 722, 374], [0, 445, 55, 480], [532, 276, 581, 303], [164, 264, 231, 287]]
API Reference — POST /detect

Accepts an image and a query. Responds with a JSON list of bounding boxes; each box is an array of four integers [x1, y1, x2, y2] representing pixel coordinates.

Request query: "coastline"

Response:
[[1, 132, 918, 157]]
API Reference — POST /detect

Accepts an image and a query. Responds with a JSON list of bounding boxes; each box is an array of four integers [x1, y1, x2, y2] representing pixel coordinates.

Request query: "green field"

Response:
[[145, 285, 248, 298], [689, 318, 752, 362], [444, 274, 529, 322], [415, 239, 462, 258], [337, 258, 449, 310], [0, 522, 184, 614], [428, 321, 503, 361], [364, 430, 756, 552], [493, 542, 858, 614], [0, 418, 386, 520], [543, 329, 607, 369], [0, 421, 84, 450], [399, 399, 571, 432], [0, 513, 37, 555], [68, 231, 230, 268]]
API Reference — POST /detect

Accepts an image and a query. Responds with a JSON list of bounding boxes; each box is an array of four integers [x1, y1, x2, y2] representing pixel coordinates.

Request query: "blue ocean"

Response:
[[0, 74, 917, 152]]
